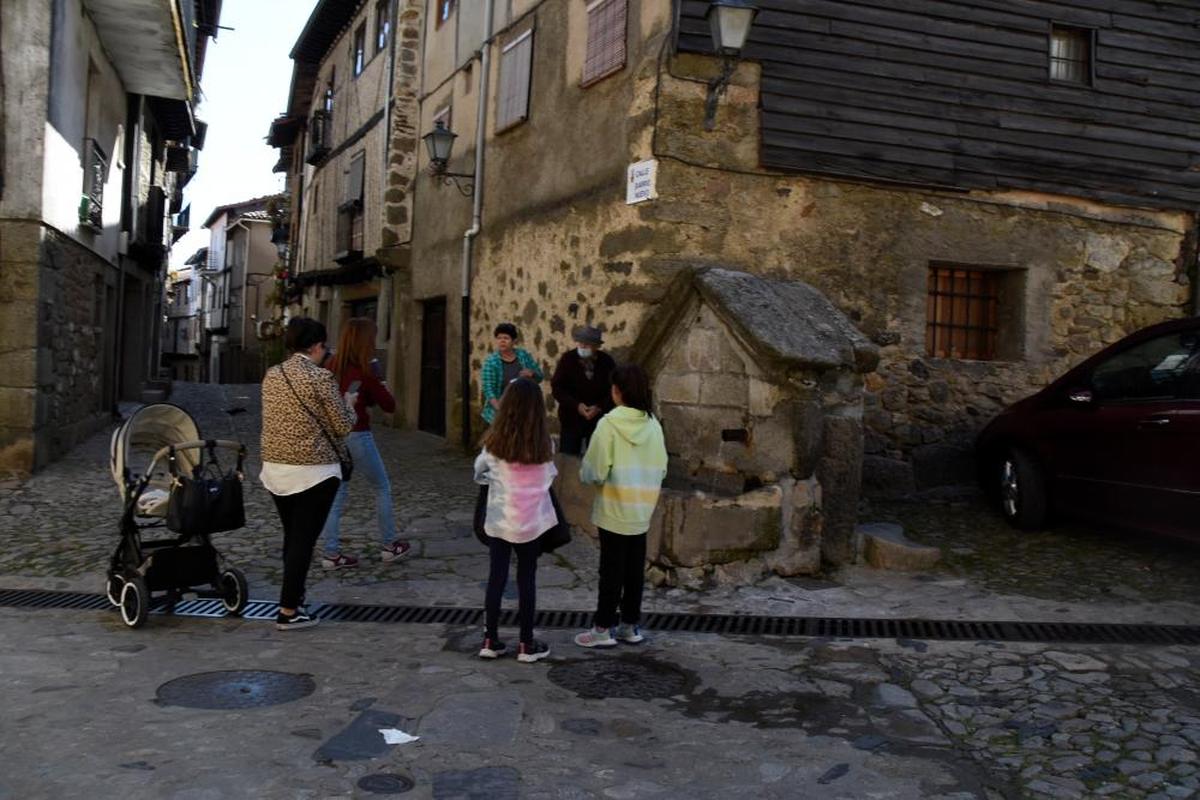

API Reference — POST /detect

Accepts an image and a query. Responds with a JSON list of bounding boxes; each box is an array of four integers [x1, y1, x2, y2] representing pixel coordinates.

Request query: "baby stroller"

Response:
[[107, 403, 250, 628]]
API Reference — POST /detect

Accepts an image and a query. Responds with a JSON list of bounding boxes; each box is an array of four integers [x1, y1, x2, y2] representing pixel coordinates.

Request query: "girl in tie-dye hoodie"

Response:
[[473, 378, 556, 663], [575, 364, 668, 649]]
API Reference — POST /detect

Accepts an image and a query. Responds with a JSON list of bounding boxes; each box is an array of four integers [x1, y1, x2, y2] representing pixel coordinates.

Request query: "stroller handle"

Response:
[[145, 440, 248, 480], [156, 440, 246, 459]]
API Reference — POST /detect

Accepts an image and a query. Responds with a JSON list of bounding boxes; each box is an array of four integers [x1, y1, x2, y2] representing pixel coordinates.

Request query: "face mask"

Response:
[[577, 347, 593, 359]]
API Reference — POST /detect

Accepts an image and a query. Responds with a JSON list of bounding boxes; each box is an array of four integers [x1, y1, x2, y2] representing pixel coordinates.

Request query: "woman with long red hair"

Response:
[[318, 317, 411, 568]]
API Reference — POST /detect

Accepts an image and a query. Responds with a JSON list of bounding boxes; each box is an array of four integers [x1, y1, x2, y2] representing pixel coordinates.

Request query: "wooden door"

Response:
[[419, 298, 447, 436]]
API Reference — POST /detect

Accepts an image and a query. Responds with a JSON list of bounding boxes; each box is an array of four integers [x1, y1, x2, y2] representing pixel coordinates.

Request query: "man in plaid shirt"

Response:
[[480, 322, 543, 424]]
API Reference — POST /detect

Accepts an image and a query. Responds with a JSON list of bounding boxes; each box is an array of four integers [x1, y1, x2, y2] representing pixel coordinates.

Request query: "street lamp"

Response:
[[703, 0, 759, 131], [707, 0, 758, 55], [422, 121, 475, 196]]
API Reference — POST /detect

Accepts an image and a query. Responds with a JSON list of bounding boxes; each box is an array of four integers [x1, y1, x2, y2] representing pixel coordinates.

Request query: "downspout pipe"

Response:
[[461, 0, 496, 450]]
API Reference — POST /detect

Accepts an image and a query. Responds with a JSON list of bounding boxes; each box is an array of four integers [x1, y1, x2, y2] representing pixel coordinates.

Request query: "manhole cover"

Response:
[[358, 773, 415, 794], [156, 670, 315, 709], [547, 657, 692, 700]]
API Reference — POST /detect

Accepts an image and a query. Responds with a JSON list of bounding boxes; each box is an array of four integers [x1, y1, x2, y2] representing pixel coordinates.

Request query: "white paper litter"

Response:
[[379, 728, 420, 745]]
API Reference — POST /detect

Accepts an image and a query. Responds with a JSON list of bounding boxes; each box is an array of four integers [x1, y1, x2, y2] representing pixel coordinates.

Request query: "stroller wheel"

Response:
[[219, 568, 249, 616], [119, 577, 149, 629], [105, 574, 124, 607]]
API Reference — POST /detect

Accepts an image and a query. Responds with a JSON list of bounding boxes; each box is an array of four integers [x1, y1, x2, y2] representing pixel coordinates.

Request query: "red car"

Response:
[[976, 317, 1200, 540]]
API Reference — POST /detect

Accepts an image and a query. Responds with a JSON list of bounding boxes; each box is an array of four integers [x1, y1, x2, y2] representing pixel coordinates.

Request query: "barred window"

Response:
[[497, 30, 533, 132], [583, 0, 627, 87], [81, 138, 107, 230], [927, 267, 1000, 361], [1050, 25, 1092, 85]]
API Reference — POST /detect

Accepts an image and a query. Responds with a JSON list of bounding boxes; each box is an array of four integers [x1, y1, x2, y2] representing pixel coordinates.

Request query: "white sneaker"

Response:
[[574, 627, 618, 648], [614, 624, 645, 644]]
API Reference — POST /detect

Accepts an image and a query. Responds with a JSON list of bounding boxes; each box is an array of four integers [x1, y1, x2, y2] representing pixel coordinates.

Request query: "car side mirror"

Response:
[[1067, 388, 1093, 404]]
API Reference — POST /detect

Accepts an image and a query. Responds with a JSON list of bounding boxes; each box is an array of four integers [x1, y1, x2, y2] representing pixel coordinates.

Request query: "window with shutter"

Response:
[[583, 0, 626, 87], [346, 152, 365, 205], [337, 153, 366, 258], [496, 30, 533, 132]]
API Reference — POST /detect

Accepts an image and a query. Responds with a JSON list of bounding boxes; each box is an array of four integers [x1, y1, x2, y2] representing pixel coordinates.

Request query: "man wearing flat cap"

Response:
[[551, 325, 616, 456]]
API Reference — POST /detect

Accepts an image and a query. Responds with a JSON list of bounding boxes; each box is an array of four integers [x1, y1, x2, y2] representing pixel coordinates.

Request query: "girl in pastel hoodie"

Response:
[[575, 364, 668, 648], [474, 378, 556, 663]]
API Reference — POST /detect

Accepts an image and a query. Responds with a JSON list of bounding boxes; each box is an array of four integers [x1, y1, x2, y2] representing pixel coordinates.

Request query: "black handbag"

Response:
[[166, 445, 246, 537], [473, 484, 490, 547], [279, 361, 353, 482], [473, 484, 571, 554], [539, 489, 572, 554]]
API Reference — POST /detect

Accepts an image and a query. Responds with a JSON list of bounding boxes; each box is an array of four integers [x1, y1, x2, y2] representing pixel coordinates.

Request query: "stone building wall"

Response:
[[461, 44, 1195, 492], [36, 228, 109, 460], [0, 222, 110, 475]]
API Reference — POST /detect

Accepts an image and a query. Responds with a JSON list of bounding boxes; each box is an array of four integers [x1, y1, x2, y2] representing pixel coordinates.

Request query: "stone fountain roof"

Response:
[[633, 267, 879, 377]]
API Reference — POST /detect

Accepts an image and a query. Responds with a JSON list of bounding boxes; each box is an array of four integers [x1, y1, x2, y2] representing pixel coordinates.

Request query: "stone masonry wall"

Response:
[[465, 51, 1195, 492], [380, 0, 423, 257], [36, 228, 110, 469], [0, 222, 110, 475]]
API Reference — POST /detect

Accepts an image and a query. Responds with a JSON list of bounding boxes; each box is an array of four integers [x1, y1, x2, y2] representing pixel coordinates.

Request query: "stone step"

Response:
[[858, 522, 941, 571]]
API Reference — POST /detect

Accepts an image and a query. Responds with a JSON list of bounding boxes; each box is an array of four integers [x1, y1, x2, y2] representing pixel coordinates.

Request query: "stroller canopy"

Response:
[[110, 403, 203, 507]]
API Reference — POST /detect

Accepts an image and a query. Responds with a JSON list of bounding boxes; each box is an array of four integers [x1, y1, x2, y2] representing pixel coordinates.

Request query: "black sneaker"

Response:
[[478, 637, 508, 659], [517, 640, 550, 663], [276, 610, 318, 631]]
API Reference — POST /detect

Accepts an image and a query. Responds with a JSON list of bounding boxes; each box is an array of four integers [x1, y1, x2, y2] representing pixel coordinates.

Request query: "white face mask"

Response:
[[577, 347, 593, 359]]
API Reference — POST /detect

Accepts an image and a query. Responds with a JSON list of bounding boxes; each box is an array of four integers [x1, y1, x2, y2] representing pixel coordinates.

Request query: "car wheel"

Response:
[[999, 449, 1048, 531]]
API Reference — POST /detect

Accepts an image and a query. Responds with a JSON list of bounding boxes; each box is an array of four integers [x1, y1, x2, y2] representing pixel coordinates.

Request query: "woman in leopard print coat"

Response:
[[260, 317, 355, 630]]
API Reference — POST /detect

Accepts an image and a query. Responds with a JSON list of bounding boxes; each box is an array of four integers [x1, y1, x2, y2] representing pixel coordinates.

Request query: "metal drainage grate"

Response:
[[3, 588, 1200, 646]]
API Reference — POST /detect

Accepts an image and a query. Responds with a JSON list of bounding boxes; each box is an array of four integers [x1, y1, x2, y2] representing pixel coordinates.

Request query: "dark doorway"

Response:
[[419, 298, 447, 436], [348, 297, 377, 321]]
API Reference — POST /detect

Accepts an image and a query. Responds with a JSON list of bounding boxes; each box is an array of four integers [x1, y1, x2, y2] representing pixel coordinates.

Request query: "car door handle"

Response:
[[1138, 416, 1171, 427]]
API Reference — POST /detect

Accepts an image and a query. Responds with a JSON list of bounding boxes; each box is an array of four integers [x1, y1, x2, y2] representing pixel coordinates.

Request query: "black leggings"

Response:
[[484, 537, 540, 644], [271, 478, 340, 609], [594, 529, 647, 629]]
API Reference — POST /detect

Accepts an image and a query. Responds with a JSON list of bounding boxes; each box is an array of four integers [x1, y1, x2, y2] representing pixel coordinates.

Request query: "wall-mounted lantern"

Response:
[[422, 121, 475, 196], [703, 0, 759, 131]]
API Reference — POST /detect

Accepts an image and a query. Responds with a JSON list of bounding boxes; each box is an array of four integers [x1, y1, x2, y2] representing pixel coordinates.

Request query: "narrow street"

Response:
[[1, 384, 1198, 798]]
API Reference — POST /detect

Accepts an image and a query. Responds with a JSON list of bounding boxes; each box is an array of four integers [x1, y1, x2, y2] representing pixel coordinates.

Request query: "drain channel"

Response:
[[2, 588, 1198, 646]]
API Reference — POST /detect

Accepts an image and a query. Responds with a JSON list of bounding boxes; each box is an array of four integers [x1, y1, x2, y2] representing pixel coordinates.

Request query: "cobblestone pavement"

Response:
[[865, 496, 1200, 606], [2, 382, 1200, 799], [0, 607, 1197, 799]]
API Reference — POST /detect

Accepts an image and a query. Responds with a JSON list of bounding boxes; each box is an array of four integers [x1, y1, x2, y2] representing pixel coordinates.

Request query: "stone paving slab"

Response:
[[0, 606, 1197, 799]]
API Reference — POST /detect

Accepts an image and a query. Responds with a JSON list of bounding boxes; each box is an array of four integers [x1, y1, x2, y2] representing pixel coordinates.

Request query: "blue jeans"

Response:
[[320, 431, 396, 555]]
